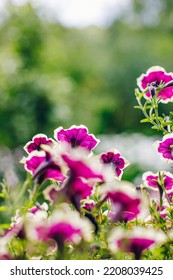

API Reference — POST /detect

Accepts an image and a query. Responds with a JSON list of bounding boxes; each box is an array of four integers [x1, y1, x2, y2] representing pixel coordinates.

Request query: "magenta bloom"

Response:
[[61, 153, 104, 183], [5, 204, 48, 240], [153, 133, 173, 163], [54, 125, 100, 151], [142, 172, 160, 190], [44, 177, 93, 211], [0, 254, 12, 260], [24, 134, 54, 154], [24, 151, 66, 184], [156, 204, 168, 219], [100, 149, 129, 179], [137, 66, 173, 103], [108, 227, 164, 259], [30, 209, 93, 252], [81, 200, 96, 212], [143, 171, 173, 191], [28, 202, 48, 214], [37, 223, 81, 244], [103, 187, 141, 222], [4, 220, 24, 240], [70, 177, 93, 199]]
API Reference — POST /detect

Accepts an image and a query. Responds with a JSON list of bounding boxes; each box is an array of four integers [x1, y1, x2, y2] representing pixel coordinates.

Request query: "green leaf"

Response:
[[134, 105, 142, 110], [0, 193, 5, 198], [158, 117, 163, 122], [163, 122, 173, 126], [140, 118, 150, 123], [144, 105, 152, 110], [151, 126, 159, 130], [0, 206, 8, 211], [0, 224, 10, 230], [135, 89, 143, 99]]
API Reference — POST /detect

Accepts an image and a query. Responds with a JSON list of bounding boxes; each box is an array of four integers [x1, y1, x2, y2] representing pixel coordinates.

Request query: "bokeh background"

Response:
[[0, 0, 173, 183]]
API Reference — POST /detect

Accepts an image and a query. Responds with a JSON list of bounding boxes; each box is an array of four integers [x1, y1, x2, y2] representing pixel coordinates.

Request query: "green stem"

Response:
[[14, 177, 31, 206], [137, 97, 168, 133]]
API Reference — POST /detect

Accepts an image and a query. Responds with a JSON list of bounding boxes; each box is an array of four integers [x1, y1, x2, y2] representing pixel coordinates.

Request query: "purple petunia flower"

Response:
[[24, 134, 54, 154], [137, 66, 173, 103], [100, 149, 129, 179], [153, 133, 173, 163], [81, 199, 96, 212], [43, 177, 93, 212], [46, 150, 105, 211], [142, 171, 173, 202], [0, 237, 13, 260], [102, 185, 141, 222], [61, 152, 104, 183], [4, 204, 48, 241], [28, 202, 48, 214], [42, 147, 108, 212], [108, 227, 165, 259], [54, 125, 100, 151], [24, 150, 66, 184], [156, 203, 168, 219], [142, 171, 173, 192], [26, 207, 93, 252]]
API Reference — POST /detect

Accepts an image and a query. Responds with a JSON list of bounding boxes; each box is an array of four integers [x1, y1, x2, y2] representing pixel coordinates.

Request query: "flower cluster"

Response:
[[137, 66, 173, 103], [135, 66, 173, 239], [1, 66, 173, 260]]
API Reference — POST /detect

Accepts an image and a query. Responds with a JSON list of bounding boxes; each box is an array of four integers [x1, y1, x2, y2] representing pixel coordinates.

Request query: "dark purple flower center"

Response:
[[101, 152, 125, 177], [70, 137, 81, 148]]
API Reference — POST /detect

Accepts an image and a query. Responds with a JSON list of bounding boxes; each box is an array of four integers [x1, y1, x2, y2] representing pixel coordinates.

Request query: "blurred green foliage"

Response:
[[0, 1, 173, 148]]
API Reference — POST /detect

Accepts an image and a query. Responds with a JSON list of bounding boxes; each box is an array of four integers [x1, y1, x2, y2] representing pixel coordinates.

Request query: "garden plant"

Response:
[[1, 66, 173, 260]]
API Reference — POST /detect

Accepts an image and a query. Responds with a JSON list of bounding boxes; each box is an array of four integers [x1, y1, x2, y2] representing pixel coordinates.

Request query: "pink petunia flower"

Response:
[[24, 134, 54, 154], [81, 199, 96, 212], [101, 185, 141, 222], [28, 202, 48, 214], [153, 133, 173, 163], [100, 149, 130, 179], [43, 177, 94, 212], [54, 125, 100, 152], [24, 150, 66, 184], [137, 66, 173, 103], [142, 171, 173, 192], [0, 236, 12, 260], [26, 207, 93, 253], [61, 152, 105, 183], [4, 204, 48, 240], [108, 227, 165, 259], [156, 203, 168, 219]]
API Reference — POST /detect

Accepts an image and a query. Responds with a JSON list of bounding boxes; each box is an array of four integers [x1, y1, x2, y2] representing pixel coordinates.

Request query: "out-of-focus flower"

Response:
[[108, 227, 165, 259], [54, 125, 100, 151], [81, 199, 96, 212], [101, 184, 142, 222], [156, 204, 168, 219], [4, 210, 24, 240], [4, 204, 48, 240], [28, 202, 49, 214], [142, 171, 173, 194], [100, 149, 129, 179], [26, 207, 93, 252], [137, 66, 173, 103], [44, 178, 93, 212], [24, 134, 54, 154], [43, 148, 108, 211], [153, 133, 173, 163], [101, 185, 141, 222], [23, 150, 66, 184], [0, 236, 12, 260], [61, 152, 105, 183]]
